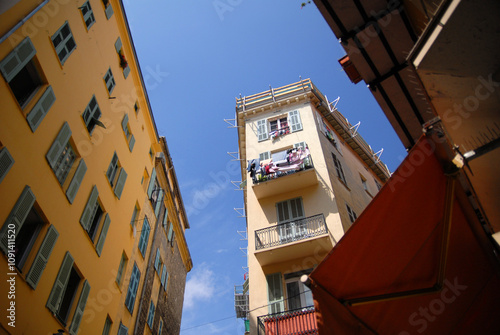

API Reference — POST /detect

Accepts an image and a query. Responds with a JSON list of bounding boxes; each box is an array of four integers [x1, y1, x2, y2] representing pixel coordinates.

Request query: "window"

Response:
[[285, 270, 314, 310], [80, 186, 111, 256], [346, 204, 357, 223], [167, 220, 174, 244], [80, 1, 95, 29], [267, 273, 284, 314], [0, 147, 15, 184], [154, 248, 161, 274], [138, 217, 150, 256], [46, 252, 90, 335], [360, 174, 368, 192], [51, 22, 76, 64], [149, 147, 154, 160], [118, 322, 128, 335], [125, 263, 140, 313], [102, 0, 114, 19], [106, 152, 128, 199], [104, 68, 115, 94], [269, 117, 288, 132], [147, 300, 155, 329], [158, 320, 163, 335], [134, 101, 139, 114], [160, 264, 168, 291], [319, 114, 342, 154], [276, 198, 305, 243], [116, 252, 128, 286], [0, 186, 58, 288], [82, 95, 102, 134], [375, 179, 382, 191], [46, 123, 87, 203], [130, 204, 139, 227], [259, 151, 270, 161], [102, 316, 112, 335], [121, 114, 135, 152], [114, 37, 130, 78], [257, 110, 302, 142], [332, 153, 347, 186]]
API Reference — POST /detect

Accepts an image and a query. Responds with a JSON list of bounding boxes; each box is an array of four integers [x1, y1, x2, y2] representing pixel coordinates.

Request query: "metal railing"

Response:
[[235, 285, 249, 319], [257, 306, 318, 335], [255, 214, 327, 250]]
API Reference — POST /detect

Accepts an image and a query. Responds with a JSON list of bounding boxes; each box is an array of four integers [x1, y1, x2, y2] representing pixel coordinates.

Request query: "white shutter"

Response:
[[293, 142, 306, 150], [0, 37, 36, 82], [0, 147, 14, 184], [257, 119, 268, 141], [259, 151, 270, 161], [27, 86, 56, 132], [66, 159, 87, 204], [128, 135, 135, 152], [26, 225, 59, 289], [105, 3, 114, 19], [69, 280, 90, 335], [267, 273, 284, 314], [289, 110, 302, 132], [46, 252, 74, 313]]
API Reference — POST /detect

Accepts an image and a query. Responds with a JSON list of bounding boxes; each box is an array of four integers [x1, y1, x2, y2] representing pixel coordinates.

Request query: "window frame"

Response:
[[103, 67, 115, 94], [332, 153, 347, 186], [80, 0, 96, 30], [82, 95, 102, 135], [51, 21, 77, 65], [346, 204, 358, 223]]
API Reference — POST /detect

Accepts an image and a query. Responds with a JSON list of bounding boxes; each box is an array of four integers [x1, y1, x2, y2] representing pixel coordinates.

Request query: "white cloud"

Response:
[[183, 263, 216, 310]]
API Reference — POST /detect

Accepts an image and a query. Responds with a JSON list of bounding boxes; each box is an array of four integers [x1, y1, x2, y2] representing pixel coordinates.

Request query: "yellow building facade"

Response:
[[234, 79, 391, 334], [0, 1, 191, 334]]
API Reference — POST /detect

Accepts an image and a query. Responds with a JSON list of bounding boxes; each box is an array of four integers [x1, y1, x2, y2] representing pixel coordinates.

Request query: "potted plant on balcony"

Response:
[[118, 50, 128, 69]]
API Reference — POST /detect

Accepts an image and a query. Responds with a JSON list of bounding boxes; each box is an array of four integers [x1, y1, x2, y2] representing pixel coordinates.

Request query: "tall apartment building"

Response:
[[233, 79, 391, 334], [0, 1, 192, 334]]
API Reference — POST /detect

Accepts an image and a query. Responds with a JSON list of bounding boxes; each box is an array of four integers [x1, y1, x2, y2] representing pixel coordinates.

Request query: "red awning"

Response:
[[310, 136, 500, 334]]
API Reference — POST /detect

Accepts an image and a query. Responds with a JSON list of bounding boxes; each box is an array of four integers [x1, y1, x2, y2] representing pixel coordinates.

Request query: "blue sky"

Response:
[[122, 1, 407, 333]]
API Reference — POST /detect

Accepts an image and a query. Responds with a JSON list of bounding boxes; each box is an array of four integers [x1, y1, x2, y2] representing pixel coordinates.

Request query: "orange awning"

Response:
[[310, 136, 500, 334]]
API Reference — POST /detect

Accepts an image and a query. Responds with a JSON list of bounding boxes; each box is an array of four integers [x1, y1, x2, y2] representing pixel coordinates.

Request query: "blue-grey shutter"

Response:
[[26, 225, 59, 289], [0, 147, 14, 184], [105, 3, 114, 19], [267, 273, 284, 314], [69, 279, 90, 335], [114, 37, 122, 53], [121, 114, 129, 131], [125, 264, 140, 312], [46, 122, 72, 169], [118, 323, 128, 335], [154, 248, 160, 272], [80, 186, 99, 230], [163, 269, 169, 291], [154, 190, 163, 217], [289, 110, 302, 132], [276, 201, 290, 224], [128, 135, 135, 152], [0, 37, 36, 82], [123, 66, 130, 79], [26, 86, 56, 132], [161, 264, 167, 287], [139, 218, 150, 256], [46, 252, 74, 313], [95, 214, 110, 256], [147, 168, 156, 199], [257, 119, 268, 141], [0, 186, 35, 254], [69, 279, 90, 334], [114, 168, 127, 199], [167, 221, 173, 242], [66, 159, 87, 204]]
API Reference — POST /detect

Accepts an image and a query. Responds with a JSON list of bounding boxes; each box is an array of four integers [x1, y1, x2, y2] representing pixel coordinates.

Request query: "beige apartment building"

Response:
[[234, 79, 391, 334]]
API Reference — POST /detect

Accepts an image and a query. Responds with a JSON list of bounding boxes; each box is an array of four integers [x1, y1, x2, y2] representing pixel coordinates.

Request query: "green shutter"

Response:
[[138, 218, 150, 256], [0, 37, 36, 82], [147, 168, 156, 198], [121, 114, 129, 131], [154, 190, 163, 217], [257, 119, 268, 141], [80, 186, 99, 230], [26, 86, 56, 132], [128, 134, 135, 152], [114, 37, 122, 53], [289, 110, 302, 132], [66, 159, 87, 204], [0, 186, 35, 254], [105, 4, 114, 19], [47, 252, 74, 313], [95, 214, 110, 256], [0, 147, 14, 184], [267, 273, 284, 314], [26, 225, 59, 289], [69, 280, 90, 335], [46, 122, 72, 169], [114, 168, 127, 199]]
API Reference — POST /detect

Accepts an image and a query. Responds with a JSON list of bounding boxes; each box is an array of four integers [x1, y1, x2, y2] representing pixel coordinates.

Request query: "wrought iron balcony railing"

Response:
[[255, 214, 327, 250], [257, 306, 318, 335]]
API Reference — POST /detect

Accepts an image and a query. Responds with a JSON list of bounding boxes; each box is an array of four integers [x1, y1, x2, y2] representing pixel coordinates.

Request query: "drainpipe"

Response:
[[0, 0, 49, 45]]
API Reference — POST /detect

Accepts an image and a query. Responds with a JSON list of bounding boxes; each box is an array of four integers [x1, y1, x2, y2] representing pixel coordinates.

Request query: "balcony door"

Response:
[[285, 276, 314, 310], [276, 198, 305, 243]]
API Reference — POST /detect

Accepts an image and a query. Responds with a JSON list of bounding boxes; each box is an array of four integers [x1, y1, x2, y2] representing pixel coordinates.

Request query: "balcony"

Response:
[[254, 214, 331, 266], [250, 147, 318, 199], [257, 306, 318, 335], [235, 285, 249, 319]]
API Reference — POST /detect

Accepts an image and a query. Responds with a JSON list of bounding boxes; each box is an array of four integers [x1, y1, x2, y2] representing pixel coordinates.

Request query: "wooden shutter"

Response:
[[46, 122, 72, 169], [105, 4, 114, 19], [289, 198, 304, 219], [266, 273, 284, 314], [69, 279, 90, 335], [80, 186, 99, 231], [276, 201, 290, 224], [128, 135, 135, 152], [121, 114, 129, 132], [289, 110, 303, 132], [154, 190, 163, 217], [257, 119, 268, 141], [66, 159, 87, 204], [27, 86, 56, 132], [0, 147, 14, 184], [147, 168, 156, 198], [0, 37, 36, 82], [114, 37, 122, 53], [26, 225, 59, 289], [154, 248, 160, 272], [114, 168, 127, 199], [0, 186, 35, 253], [96, 214, 110, 256], [46, 252, 74, 313]]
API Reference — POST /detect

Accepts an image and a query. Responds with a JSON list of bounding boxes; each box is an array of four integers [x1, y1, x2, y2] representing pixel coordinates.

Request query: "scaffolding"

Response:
[[234, 284, 249, 319]]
